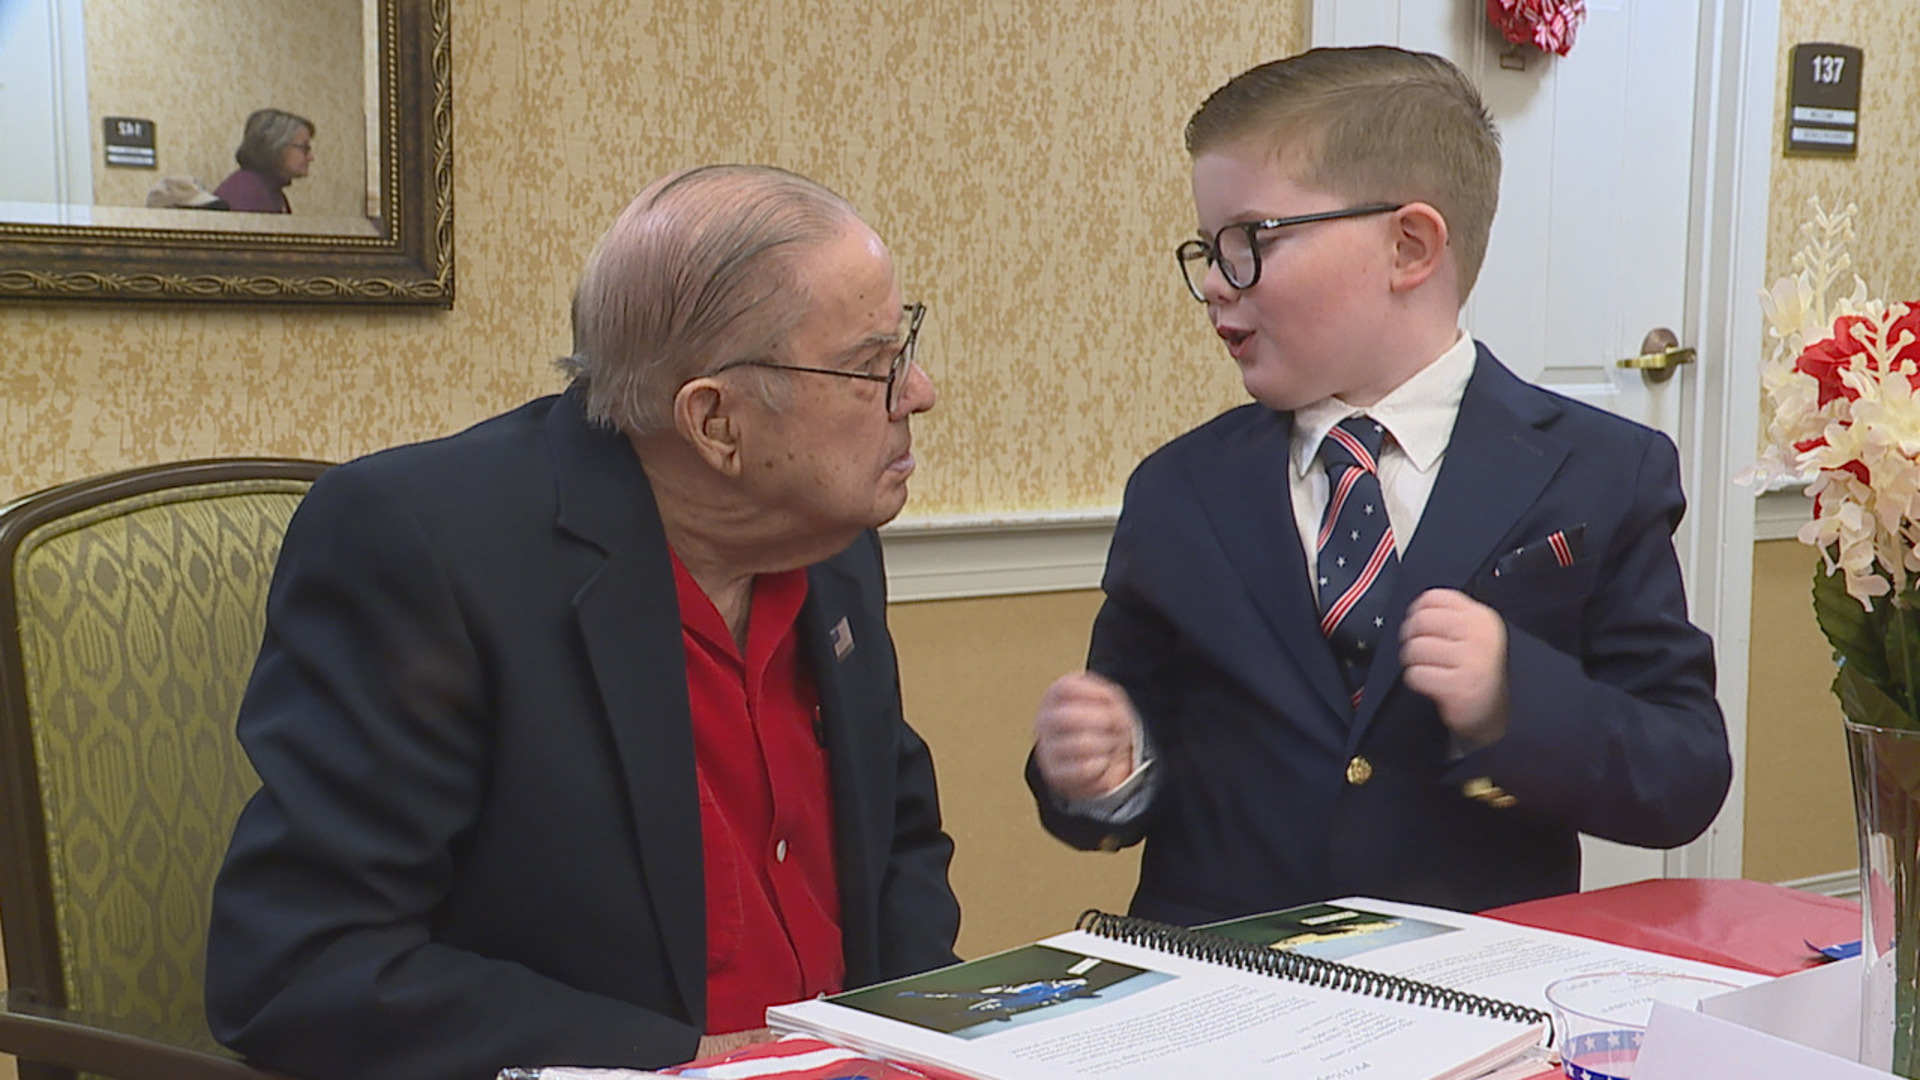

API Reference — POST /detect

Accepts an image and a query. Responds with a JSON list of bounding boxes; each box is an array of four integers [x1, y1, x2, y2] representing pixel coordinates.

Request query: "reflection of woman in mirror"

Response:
[[213, 108, 315, 213]]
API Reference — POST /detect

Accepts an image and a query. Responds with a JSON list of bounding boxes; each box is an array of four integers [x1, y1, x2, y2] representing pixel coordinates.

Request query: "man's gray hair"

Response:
[[560, 165, 860, 436]]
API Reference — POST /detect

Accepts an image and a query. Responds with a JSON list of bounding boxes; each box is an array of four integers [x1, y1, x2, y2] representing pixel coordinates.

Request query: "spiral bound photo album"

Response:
[[766, 896, 1766, 1080]]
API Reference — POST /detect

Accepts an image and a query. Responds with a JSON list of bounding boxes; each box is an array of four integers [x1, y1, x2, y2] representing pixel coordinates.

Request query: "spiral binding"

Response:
[[1075, 909, 1551, 1035]]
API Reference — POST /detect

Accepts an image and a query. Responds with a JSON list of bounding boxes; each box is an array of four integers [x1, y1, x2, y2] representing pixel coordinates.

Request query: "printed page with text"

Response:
[[769, 923, 1545, 1080]]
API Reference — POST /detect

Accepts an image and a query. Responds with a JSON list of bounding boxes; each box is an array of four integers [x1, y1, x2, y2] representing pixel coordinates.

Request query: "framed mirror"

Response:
[[0, 0, 452, 306]]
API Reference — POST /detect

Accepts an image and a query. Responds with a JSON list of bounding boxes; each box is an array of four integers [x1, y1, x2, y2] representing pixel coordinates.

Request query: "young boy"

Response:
[[1026, 46, 1730, 925]]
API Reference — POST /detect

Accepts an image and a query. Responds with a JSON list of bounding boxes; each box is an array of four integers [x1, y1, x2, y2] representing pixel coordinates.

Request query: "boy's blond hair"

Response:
[[1185, 47, 1501, 301]]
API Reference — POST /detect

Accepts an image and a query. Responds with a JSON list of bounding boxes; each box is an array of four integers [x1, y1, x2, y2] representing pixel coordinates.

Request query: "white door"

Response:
[[1312, 2, 1773, 890], [0, 0, 92, 210]]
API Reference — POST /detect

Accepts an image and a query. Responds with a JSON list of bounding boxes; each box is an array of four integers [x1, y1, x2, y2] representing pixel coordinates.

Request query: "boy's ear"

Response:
[[1388, 202, 1451, 294], [674, 378, 745, 476]]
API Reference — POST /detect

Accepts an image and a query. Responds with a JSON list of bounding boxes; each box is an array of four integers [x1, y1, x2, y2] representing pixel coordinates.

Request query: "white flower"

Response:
[[1752, 199, 1920, 611]]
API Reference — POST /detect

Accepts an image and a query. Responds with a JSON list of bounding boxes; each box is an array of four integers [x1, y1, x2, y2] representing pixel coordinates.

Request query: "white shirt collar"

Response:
[[1291, 331, 1477, 479]]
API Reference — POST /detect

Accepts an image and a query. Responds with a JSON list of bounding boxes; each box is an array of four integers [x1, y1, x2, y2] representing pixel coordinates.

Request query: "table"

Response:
[[1485, 876, 1860, 977], [1482, 877, 1862, 1079]]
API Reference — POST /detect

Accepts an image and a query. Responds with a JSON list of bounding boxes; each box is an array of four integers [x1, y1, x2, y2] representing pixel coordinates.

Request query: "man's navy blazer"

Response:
[[1032, 345, 1730, 925], [207, 392, 960, 1080]]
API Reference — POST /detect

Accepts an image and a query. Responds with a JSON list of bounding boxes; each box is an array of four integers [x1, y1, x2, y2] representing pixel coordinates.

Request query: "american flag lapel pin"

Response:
[[829, 616, 855, 660]]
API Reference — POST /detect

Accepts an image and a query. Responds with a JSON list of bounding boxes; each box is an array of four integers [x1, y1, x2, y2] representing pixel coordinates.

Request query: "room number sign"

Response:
[[1786, 43, 1863, 157]]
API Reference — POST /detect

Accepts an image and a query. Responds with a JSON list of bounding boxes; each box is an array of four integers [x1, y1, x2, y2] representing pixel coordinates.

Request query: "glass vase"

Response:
[[1846, 716, 1920, 1077]]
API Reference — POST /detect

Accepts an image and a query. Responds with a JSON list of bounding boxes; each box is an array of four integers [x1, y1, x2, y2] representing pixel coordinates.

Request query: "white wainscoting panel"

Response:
[[1756, 488, 1813, 543], [878, 509, 1118, 603], [884, 493, 1815, 598], [1779, 870, 1859, 903]]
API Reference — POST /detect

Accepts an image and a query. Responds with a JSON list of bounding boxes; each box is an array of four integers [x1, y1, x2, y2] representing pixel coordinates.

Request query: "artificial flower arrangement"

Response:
[[1486, 0, 1587, 57], [1750, 196, 1920, 729]]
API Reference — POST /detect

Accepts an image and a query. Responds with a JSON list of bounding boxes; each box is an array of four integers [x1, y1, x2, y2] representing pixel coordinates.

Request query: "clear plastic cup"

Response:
[[1543, 970, 1741, 1080]]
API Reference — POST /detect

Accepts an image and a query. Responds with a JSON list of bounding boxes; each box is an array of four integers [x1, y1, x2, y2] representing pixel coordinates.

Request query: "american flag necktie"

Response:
[[1316, 416, 1399, 709]]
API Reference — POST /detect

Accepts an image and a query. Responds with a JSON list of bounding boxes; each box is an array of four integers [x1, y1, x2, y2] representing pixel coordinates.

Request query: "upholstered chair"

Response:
[[0, 460, 325, 1080]]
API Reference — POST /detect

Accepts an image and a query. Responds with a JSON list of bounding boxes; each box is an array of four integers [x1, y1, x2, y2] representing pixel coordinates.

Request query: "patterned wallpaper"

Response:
[[11, 4, 1911, 518], [84, 0, 368, 219], [1, 0, 1290, 513], [1768, 3, 1920, 300], [1744, 3, 1920, 884]]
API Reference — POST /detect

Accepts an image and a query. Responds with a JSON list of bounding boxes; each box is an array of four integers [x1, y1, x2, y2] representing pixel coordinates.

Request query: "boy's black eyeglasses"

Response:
[[715, 302, 926, 412], [1175, 204, 1404, 301]]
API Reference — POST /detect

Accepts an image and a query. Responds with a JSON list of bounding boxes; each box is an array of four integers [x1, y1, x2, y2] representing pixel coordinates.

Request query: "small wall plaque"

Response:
[[1786, 43, 1863, 157], [103, 116, 157, 168]]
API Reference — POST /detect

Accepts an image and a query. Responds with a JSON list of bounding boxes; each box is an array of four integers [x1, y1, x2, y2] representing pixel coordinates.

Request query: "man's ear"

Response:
[[1388, 202, 1450, 294], [674, 378, 744, 476]]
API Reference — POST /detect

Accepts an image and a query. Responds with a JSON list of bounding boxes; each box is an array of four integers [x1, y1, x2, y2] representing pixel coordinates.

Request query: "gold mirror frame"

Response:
[[0, 0, 453, 307]]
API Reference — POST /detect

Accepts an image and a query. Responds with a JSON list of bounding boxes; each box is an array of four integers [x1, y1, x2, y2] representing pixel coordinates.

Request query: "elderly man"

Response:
[[205, 165, 960, 1080]]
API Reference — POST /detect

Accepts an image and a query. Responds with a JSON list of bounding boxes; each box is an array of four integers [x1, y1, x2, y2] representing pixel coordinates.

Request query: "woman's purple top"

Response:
[[213, 168, 290, 213]]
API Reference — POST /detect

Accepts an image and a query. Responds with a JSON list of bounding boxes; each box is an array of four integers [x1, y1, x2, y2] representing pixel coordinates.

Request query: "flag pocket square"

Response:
[[1493, 525, 1586, 577]]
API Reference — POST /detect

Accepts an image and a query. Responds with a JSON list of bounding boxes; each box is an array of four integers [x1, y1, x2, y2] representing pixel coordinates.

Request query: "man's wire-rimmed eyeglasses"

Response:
[[715, 302, 927, 413], [1175, 204, 1404, 301]]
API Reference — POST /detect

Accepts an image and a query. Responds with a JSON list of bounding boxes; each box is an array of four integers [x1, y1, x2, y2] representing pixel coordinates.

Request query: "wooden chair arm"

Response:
[[0, 992, 293, 1080]]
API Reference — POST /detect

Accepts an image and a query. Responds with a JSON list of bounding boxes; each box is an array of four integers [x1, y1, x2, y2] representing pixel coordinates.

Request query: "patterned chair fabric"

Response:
[[0, 460, 325, 1078]]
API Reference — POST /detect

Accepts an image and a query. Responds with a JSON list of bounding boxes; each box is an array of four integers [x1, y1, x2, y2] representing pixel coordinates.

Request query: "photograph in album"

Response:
[[828, 944, 1168, 1037], [1198, 902, 1460, 961]]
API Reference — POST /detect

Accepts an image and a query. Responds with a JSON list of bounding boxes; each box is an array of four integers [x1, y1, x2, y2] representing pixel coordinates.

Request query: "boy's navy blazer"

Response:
[[208, 392, 960, 1080], [1033, 343, 1730, 924]]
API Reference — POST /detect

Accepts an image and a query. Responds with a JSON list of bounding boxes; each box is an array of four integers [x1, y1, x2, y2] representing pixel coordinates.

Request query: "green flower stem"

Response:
[[1851, 720, 1920, 1075], [1897, 598, 1920, 723], [1904, 800, 1920, 1077], [1896, 776, 1920, 1074]]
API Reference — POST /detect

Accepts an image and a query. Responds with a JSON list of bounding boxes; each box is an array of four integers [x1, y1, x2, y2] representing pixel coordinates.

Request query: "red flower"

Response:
[[1487, 0, 1588, 56], [1796, 315, 1872, 406], [1794, 305, 1920, 407]]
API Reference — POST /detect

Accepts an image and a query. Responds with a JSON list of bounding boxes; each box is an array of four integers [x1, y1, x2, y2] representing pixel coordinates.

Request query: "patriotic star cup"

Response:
[[1544, 971, 1741, 1079]]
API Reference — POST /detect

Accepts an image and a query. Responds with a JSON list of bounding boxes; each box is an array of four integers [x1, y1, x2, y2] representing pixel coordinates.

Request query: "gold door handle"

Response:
[[1617, 328, 1695, 383], [1617, 346, 1696, 370]]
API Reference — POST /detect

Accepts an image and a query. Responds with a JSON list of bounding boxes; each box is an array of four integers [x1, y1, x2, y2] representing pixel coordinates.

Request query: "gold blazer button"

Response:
[[1345, 756, 1373, 785], [1463, 776, 1517, 808]]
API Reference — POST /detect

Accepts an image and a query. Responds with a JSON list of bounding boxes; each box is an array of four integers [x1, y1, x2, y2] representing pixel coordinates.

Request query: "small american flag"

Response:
[[829, 616, 855, 660], [663, 1034, 970, 1079]]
